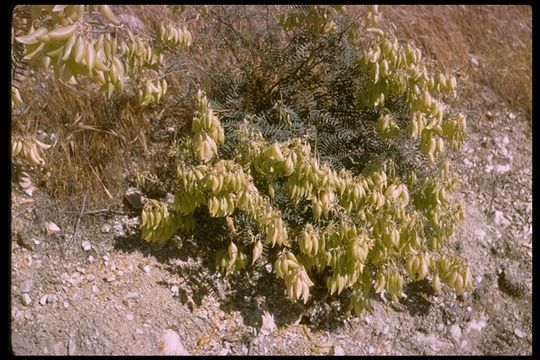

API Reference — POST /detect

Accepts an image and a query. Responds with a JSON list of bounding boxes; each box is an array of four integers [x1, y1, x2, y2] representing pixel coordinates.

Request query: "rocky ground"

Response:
[[10, 61, 532, 356]]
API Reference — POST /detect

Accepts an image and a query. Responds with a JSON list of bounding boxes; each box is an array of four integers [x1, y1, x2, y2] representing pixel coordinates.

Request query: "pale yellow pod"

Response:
[[373, 61, 380, 84], [453, 274, 464, 293], [48, 24, 77, 41], [252, 240, 263, 265], [374, 272, 385, 293], [99, 5, 121, 25], [73, 36, 86, 63], [228, 241, 238, 263]]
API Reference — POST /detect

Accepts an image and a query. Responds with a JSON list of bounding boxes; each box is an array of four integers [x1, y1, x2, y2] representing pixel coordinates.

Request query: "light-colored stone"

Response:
[[514, 328, 525, 339], [450, 324, 461, 341], [81, 241, 92, 251], [43, 221, 61, 235], [100, 223, 112, 233], [21, 280, 33, 293], [333, 345, 345, 355], [124, 292, 140, 300], [21, 293, 32, 306], [39, 294, 48, 306], [127, 314, 135, 321], [157, 329, 189, 355], [68, 338, 77, 355], [53, 341, 66, 355]]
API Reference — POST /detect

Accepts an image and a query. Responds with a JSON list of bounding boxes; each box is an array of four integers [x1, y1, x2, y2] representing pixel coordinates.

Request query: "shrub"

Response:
[[138, 5, 472, 316]]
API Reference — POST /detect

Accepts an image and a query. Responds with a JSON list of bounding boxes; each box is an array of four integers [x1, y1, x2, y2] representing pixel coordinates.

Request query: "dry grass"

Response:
[[380, 5, 532, 119], [12, 74, 152, 207]]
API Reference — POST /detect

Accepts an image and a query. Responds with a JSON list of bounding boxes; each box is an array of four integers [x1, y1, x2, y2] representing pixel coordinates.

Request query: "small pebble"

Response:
[[136, 328, 144, 334], [514, 328, 525, 339], [103, 255, 110, 262], [53, 341, 65, 355], [63, 301, 70, 308], [171, 285, 179, 294], [124, 292, 140, 300], [68, 338, 77, 355], [92, 285, 100, 293], [21, 280, 33, 293], [81, 241, 92, 251], [143, 265, 151, 273], [450, 324, 462, 340], [333, 346, 345, 355], [88, 255, 94, 263], [39, 295, 48, 306], [21, 293, 32, 306], [100, 223, 112, 233], [86, 274, 96, 282], [158, 329, 189, 355], [105, 275, 116, 282], [126, 314, 135, 321]]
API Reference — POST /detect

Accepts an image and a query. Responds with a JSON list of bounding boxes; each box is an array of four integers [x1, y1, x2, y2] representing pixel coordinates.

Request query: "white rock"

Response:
[[136, 328, 144, 334], [450, 324, 462, 341], [514, 328, 525, 338], [53, 342, 66, 355], [494, 211, 510, 226], [21, 280, 33, 293], [474, 229, 486, 242], [103, 255, 110, 262], [143, 265, 152, 273], [43, 221, 61, 235], [219, 347, 229, 356], [68, 338, 77, 355], [124, 292, 140, 300], [495, 164, 511, 174], [81, 241, 92, 251], [126, 314, 135, 321], [333, 346, 345, 355], [171, 285, 179, 294], [21, 293, 32, 306], [466, 318, 487, 334], [100, 223, 112, 233], [39, 294, 48, 306], [92, 285, 100, 293], [157, 329, 189, 355], [463, 158, 473, 167], [470, 57, 479, 67], [88, 255, 94, 263], [86, 274, 96, 282], [259, 310, 277, 336]]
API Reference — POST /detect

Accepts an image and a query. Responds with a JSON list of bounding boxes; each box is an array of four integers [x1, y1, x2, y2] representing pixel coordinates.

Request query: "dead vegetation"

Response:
[[380, 5, 531, 120]]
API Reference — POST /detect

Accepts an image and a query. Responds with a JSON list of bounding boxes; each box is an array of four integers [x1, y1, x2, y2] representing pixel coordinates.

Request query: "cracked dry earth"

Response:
[[10, 82, 531, 355]]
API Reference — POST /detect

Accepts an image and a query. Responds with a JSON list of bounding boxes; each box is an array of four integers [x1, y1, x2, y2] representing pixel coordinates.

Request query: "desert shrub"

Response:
[[11, 4, 473, 317], [137, 5, 472, 316]]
